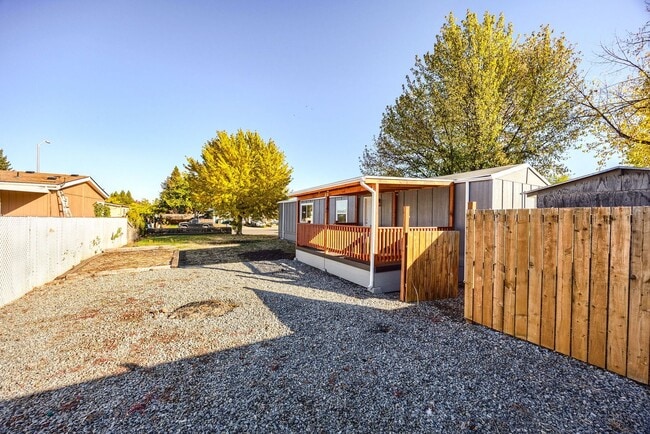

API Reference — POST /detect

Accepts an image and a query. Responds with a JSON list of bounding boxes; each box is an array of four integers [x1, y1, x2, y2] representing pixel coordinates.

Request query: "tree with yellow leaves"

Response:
[[186, 130, 292, 235]]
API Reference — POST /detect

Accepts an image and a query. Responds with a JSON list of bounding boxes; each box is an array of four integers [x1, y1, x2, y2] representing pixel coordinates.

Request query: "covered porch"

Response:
[[291, 176, 455, 292]]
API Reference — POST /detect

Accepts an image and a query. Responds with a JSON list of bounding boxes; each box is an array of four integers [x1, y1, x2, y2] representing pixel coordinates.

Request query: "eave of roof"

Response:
[[289, 175, 453, 199]]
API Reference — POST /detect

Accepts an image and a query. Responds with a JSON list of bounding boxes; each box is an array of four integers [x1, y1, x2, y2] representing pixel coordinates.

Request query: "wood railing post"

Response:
[[400, 206, 410, 301]]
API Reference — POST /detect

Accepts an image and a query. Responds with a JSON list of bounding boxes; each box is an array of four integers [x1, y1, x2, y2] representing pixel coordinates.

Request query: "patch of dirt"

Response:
[[179, 238, 295, 266], [64, 248, 175, 276], [168, 300, 239, 319], [238, 249, 295, 261]]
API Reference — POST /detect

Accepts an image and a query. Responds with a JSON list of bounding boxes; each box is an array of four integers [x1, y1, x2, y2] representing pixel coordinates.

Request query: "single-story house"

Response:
[[526, 166, 650, 208], [279, 164, 548, 293], [0, 170, 109, 217]]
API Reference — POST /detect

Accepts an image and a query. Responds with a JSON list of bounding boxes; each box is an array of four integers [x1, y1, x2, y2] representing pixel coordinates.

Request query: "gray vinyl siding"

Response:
[[312, 198, 326, 224], [492, 179, 537, 209], [278, 201, 297, 242], [393, 187, 450, 227], [380, 192, 393, 226], [468, 180, 492, 210], [328, 196, 358, 223]]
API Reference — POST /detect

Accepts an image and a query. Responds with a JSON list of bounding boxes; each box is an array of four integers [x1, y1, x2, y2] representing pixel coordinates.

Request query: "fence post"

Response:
[[400, 206, 410, 302]]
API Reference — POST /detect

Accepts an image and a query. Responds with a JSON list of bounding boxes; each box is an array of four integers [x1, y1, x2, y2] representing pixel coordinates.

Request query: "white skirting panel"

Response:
[[295, 249, 400, 294]]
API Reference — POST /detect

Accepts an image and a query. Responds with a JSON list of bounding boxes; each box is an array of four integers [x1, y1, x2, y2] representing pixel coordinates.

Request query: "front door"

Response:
[[363, 196, 373, 226]]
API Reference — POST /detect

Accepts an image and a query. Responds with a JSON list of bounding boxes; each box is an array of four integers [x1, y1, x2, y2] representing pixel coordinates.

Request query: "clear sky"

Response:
[[1, 0, 647, 200]]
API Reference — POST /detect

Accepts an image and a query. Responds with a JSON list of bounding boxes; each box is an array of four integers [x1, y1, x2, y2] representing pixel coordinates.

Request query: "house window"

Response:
[[335, 199, 348, 223], [300, 203, 313, 223]]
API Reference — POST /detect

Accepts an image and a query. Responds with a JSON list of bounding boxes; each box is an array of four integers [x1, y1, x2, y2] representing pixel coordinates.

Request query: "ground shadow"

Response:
[[2, 285, 649, 432]]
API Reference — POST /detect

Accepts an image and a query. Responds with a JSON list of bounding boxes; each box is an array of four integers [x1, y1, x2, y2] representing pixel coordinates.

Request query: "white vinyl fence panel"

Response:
[[0, 217, 128, 307]]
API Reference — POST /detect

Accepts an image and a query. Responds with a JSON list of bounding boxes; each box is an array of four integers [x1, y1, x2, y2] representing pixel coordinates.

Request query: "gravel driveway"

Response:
[[1, 259, 648, 432]]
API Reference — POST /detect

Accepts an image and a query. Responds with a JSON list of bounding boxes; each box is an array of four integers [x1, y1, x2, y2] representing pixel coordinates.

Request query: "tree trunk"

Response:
[[235, 215, 243, 235]]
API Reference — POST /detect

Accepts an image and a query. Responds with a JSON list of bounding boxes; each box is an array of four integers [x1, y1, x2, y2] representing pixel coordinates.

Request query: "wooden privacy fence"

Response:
[[401, 207, 460, 302], [465, 207, 650, 384]]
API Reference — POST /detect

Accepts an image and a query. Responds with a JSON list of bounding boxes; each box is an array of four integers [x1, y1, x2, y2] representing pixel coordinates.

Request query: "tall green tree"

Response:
[[0, 148, 12, 170], [158, 166, 193, 213], [107, 190, 135, 205], [576, 13, 649, 166], [360, 11, 587, 178], [186, 130, 292, 235]]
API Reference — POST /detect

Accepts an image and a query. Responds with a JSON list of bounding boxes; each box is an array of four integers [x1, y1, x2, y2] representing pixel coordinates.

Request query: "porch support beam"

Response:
[[324, 193, 329, 254], [448, 183, 455, 228], [359, 180, 377, 291]]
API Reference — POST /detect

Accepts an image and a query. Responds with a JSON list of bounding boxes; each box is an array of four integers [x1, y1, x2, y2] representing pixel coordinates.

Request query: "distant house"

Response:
[[278, 163, 548, 292], [99, 202, 130, 218], [526, 166, 650, 208], [0, 170, 109, 217]]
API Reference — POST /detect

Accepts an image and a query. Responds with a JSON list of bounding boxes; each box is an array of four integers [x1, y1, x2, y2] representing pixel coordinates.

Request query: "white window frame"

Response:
[[300, 202, 313, 223], [335, 198, 348, 223]]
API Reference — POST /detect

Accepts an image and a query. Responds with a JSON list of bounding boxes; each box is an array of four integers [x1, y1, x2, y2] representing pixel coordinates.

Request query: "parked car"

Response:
[[178, 218, 212, 229]]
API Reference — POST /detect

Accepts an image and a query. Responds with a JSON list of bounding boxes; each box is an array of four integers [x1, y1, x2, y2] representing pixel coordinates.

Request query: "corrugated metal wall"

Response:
[[0, 217, 129, 307], [534, 170, 650, 208]]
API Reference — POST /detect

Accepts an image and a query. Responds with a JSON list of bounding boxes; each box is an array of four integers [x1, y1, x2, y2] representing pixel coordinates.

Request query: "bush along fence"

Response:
[[0, 217, 128, 307], [464, 207, 650, 385]]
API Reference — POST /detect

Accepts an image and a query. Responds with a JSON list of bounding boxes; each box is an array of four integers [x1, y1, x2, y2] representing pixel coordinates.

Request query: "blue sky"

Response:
[[1, 0, 647, 200]]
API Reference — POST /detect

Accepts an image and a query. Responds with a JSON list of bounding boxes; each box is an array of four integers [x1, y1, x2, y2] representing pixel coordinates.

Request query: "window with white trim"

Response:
[[335, 198, 348, 223], [300, 203, 313, 223]]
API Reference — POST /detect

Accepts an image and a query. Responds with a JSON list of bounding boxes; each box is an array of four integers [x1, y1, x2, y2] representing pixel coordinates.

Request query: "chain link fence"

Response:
[[0, 217, 128, 307]]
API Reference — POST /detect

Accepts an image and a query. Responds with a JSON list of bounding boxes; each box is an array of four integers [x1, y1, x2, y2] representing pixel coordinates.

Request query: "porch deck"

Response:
[[296, 223, 452, 265]]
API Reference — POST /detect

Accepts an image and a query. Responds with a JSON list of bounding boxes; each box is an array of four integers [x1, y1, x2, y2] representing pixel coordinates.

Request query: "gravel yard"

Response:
[[1, 258, 649, 432]]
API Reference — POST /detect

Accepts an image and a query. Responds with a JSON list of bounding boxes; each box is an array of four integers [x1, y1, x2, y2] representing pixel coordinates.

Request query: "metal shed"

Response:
[[526, 166, 650, 208], [437, 164, 549, 276]]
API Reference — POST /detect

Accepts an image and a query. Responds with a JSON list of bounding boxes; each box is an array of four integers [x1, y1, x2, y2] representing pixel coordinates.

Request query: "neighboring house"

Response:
[[99, 202, 130, 217], [279, 163, 548, 293], [0, 170, 108, 217], [526, 166, 650, 208]]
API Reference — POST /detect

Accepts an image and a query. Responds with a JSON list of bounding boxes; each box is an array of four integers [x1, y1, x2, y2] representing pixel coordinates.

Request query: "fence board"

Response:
[[473, 212, 485, 324], [492, 211, 506, 331], [589, 207, 611, 369], [540, 209, 559, 349], [627, 208, 650, 383], [555, 208, 574, 356], [514, 209, 529, 339], [527, 209, 543, 345], [503, 209, 517, 336], [402, 229, 459, 302], [483, 211, 495, 328], [607, 207, 631, 375], [465, 206, 650, 385], [464, 209, 475, 320], [572, 208, 591, 362]]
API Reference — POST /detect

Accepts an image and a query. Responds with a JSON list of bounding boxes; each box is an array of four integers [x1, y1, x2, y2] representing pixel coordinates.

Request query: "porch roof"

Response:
[[290, 176, 453, 200]]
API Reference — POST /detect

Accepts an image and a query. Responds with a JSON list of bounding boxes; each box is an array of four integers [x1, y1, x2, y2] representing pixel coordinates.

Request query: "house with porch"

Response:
[[279, 164, 548, 294]]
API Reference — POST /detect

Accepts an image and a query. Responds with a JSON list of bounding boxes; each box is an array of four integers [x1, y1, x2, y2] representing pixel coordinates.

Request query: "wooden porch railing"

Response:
[[297, 224, 452, 265]]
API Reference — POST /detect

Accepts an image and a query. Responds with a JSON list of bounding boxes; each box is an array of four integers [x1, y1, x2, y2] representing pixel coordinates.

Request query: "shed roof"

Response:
[[436, 163, 546, 182], [525, 166, 650, 196], [0, 170, 109, 198]]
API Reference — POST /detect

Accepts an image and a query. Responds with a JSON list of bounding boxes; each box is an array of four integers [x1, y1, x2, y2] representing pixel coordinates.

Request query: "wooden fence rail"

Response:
[[465, 207, 650, 384]]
